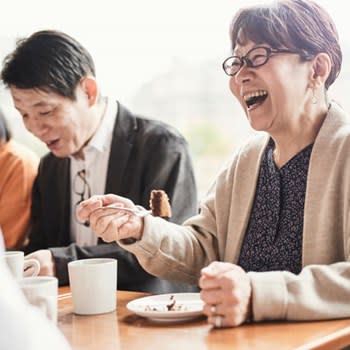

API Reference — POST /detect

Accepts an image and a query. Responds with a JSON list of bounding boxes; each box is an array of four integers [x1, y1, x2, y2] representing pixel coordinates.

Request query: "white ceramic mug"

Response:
[[3, 251, 40, 279], [18, 276, 58, 324], [68, 258, 117, 315]]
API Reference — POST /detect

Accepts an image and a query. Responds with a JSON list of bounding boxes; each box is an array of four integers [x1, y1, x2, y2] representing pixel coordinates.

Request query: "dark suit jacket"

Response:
[[25, 102, 198, 292]]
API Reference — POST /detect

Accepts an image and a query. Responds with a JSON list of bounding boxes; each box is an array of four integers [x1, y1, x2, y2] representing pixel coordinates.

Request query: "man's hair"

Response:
[[230, 0, 342, 89], [1, 30, 96, 99], [0, 108, 12, 143]]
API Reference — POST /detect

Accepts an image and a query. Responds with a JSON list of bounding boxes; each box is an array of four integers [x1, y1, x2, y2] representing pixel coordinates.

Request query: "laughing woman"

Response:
[[77, 0, 350, 328]]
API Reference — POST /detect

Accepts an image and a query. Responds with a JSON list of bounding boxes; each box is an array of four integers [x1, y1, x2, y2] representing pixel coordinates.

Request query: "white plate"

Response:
[[126, 293, 204, 322]]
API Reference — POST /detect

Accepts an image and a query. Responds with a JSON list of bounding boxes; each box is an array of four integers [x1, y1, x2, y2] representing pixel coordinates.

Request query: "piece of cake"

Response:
[[149, 190, 172, 218]]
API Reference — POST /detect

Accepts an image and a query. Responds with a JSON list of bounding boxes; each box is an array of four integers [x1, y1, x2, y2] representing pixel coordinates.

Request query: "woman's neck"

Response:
[[272, 103, 329, 168]]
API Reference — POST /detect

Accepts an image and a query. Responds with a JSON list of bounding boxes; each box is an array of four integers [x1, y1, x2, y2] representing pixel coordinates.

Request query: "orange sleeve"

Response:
[[0, 143, 38, 249]]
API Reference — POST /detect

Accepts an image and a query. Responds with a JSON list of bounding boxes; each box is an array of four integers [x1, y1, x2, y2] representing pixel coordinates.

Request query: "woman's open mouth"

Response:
[[244, 90, 268, 111]]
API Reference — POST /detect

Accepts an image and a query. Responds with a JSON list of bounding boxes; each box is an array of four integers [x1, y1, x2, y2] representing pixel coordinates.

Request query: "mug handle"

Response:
[[23, 259, 41, 277]]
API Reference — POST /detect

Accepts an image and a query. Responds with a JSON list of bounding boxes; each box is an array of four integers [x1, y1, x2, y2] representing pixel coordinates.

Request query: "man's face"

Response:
[[11, 84, 95, 158]]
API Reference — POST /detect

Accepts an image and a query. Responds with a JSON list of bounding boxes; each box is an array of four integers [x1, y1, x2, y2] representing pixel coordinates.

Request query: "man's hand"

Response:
[[25, 249, 56, 277], [199, 261, 252, 328]]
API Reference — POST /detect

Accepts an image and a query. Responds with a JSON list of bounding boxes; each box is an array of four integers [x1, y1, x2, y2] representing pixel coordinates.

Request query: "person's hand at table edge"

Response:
[[199, 261, 252, 328]]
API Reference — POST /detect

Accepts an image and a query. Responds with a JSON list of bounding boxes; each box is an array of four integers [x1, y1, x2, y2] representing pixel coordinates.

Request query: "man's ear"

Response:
[[80, 76, 98, 106], [309, 53, 332, 88]]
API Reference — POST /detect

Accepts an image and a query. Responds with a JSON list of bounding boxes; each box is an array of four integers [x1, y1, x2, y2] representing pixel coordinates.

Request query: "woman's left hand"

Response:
[[199, 261, 252, 328]]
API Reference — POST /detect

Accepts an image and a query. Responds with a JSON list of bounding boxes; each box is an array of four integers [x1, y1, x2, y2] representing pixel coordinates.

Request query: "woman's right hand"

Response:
[[77, 194, 144, 242]]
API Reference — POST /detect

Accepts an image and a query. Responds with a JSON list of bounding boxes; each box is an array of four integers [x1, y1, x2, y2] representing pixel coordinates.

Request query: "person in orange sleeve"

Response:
[[0, 108, 39, 249]]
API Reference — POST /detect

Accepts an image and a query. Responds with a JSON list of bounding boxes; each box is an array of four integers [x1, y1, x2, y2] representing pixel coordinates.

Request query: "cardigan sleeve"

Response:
[[118, 161, 237, 284], [248, 261, 350, 321]]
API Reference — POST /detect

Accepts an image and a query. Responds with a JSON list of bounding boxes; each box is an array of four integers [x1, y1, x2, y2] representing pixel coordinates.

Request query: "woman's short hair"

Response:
[[230, 0, 342, 89], [1, 30, 96, 100]]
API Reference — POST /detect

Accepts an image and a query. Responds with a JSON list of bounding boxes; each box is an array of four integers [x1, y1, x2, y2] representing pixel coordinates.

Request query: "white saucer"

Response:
[[126, 293, 204, 322]]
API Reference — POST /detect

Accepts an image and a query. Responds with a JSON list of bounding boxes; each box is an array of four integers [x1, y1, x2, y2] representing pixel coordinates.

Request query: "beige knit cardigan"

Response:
[[120, 102, 350, 322]]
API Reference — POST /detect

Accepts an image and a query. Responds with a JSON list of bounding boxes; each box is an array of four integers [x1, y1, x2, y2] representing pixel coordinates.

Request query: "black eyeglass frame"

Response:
[[73, 169, 91, 227], [222, 46, 303, 76]]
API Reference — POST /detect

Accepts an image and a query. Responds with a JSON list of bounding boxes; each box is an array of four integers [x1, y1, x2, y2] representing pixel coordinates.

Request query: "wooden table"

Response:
[[58, 287, 350, 350]]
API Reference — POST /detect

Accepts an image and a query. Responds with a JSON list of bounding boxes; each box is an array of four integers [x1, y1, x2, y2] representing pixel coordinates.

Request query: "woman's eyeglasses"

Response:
[[73, 169, 91, 227], [222, 46, 302, 76]]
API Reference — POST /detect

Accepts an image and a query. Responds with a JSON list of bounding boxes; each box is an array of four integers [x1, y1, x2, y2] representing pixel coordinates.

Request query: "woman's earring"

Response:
[[312, 88, 318, 104]]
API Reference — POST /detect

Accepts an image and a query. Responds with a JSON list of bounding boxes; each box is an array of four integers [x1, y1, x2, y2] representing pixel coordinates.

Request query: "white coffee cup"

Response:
[[3, 251, 40, 279], [19, 276, 58, 324], [68, 258, 117, 315]]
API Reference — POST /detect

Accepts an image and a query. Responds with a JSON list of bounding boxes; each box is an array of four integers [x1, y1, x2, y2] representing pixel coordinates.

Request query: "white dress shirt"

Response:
[[70, 97, 117, 246]]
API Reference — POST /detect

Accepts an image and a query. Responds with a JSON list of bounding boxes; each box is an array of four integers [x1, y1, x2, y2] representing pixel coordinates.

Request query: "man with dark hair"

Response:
[[1, 30, 198, 292]]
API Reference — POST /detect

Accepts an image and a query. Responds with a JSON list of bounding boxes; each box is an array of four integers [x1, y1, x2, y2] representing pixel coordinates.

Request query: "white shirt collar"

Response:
[[85, 97, 117, 154]]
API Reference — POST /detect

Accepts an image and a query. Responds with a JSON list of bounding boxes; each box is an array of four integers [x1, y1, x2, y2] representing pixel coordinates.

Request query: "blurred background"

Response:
[[0, 0, 349, 198]]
